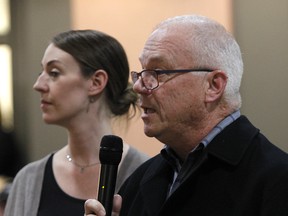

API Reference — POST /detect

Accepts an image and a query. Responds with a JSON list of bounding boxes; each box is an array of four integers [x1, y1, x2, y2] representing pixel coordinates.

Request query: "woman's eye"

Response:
[[49, 71, 59, 78]]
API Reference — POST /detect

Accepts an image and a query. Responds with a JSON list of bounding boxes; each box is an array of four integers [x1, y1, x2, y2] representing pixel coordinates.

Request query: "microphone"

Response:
[[98, 135, 123, 216]]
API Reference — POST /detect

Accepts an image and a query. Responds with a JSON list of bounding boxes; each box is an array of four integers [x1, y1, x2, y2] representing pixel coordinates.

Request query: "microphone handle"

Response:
[[97, 164, 118, 216]]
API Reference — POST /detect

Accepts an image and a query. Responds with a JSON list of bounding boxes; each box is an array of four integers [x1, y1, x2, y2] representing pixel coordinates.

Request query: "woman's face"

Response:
[[33, 43, 92, 127]]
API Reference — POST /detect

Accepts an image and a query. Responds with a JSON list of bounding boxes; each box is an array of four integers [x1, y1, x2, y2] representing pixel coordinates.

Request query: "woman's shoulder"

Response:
[[13, 154, 52, 184], [4, 154, 53, 215], [126, 145, 150, 163], [119, 145, 150, 177], [116, 146, 150, 192]]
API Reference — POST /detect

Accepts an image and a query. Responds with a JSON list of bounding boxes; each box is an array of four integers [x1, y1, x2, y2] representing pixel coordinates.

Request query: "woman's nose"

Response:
[[33, 73, 48, 92]]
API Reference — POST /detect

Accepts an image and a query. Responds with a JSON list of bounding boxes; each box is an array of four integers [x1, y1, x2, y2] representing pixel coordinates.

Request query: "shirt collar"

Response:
[[201, 110, 241, 147]]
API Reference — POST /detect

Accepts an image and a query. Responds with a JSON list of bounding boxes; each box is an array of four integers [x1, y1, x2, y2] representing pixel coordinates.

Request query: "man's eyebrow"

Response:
[[140, 55, 167, 68]]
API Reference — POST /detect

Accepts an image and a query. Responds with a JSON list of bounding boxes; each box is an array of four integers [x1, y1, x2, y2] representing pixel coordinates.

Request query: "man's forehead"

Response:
[[139, 53, 167, 66]]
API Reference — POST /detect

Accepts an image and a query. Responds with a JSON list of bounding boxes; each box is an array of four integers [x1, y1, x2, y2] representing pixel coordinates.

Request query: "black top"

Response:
[[37, 154, 85, 216]]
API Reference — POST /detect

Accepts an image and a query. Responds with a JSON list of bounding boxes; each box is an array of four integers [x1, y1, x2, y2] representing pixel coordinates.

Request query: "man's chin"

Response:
[[144, 126, 158, 138]]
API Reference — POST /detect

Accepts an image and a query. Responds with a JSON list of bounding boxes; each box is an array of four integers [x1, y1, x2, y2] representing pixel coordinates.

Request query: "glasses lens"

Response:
[[142, 70, 158, 90], [131, 72, 138, 84]]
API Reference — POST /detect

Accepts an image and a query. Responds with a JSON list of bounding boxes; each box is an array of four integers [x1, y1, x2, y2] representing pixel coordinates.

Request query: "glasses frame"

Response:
[[131, 68, 213, 90]]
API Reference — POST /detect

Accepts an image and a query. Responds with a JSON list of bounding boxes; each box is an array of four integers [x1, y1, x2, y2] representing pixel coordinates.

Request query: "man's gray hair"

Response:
[[154, 15, 243, 110]]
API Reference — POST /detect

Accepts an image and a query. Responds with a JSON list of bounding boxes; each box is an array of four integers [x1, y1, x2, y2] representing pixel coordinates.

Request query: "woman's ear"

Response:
[[88, 69, 108, 96], [205, 70, 227, 103]]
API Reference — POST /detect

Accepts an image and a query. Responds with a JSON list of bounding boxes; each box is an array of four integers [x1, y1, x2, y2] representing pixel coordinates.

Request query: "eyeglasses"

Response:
[[131, 69, 213, 90]]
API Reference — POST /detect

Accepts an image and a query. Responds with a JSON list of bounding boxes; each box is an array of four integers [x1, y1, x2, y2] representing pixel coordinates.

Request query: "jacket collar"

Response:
[[205, 115, 259, 166]]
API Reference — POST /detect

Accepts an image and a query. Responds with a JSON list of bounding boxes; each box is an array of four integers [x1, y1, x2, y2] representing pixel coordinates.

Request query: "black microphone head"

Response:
[[99, 135, 123, 165]]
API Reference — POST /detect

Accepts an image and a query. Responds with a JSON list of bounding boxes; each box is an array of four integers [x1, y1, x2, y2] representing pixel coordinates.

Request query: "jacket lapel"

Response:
[[139, 156, 174, 215]]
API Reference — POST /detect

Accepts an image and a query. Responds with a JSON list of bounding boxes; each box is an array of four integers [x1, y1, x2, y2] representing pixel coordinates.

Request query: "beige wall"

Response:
[[11, 0, 288, 163], [233, 0, 288, 152], [11, 0, 70, 161], [71, 0, 233, 156]]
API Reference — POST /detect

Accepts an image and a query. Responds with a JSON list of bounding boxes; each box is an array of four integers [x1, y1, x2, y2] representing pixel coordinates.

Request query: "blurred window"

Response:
[[0, 0, 13, 130]]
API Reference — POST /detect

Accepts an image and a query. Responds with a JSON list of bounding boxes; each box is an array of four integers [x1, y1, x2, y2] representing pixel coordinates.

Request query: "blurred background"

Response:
[[0, 0, 288, 181]]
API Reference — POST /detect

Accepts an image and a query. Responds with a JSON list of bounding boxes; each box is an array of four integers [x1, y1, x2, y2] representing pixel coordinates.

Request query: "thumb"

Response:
[[112, 194, 122, 216]]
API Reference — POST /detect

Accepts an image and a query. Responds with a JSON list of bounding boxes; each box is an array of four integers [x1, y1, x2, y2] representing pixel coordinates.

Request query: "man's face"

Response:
[[133, 28, 208, 144]]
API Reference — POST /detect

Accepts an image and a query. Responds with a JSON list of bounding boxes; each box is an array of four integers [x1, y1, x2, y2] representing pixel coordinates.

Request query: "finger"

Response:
[[111, 194, 122, 216], [84, 199, 106, 216]]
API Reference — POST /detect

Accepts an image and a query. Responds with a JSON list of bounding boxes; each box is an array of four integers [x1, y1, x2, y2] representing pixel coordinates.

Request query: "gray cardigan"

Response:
[[4, 146, 149, 216]]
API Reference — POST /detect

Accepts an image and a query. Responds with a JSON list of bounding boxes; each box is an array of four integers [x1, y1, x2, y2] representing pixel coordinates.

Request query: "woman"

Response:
[[4, 30, 149, 216]]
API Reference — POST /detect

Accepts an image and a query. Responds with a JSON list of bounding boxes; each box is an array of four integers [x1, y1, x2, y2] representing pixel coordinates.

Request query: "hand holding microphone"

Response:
[[84, 195, 122, 216]]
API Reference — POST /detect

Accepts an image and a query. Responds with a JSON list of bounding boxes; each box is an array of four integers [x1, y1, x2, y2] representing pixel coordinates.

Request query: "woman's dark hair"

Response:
[[52, 30, 138, 117]]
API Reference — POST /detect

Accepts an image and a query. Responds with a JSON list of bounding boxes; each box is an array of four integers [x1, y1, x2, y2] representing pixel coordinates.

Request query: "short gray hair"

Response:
[[155, 15, 243, 110]]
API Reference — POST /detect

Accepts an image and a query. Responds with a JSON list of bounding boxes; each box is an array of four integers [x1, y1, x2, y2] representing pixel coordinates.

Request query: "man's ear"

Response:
[[205, 70, 227, 103], [88, 69, 108, 96]]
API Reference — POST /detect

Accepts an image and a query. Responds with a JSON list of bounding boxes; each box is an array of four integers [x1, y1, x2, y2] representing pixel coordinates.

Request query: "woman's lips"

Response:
[[40, 99, 52, 108]]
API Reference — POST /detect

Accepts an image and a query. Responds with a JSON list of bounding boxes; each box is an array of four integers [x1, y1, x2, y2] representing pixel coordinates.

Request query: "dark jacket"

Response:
[[119, 116, 288, 216]]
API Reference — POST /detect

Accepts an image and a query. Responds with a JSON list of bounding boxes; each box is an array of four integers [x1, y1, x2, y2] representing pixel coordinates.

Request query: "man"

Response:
[[85, 15, 288, 216]]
